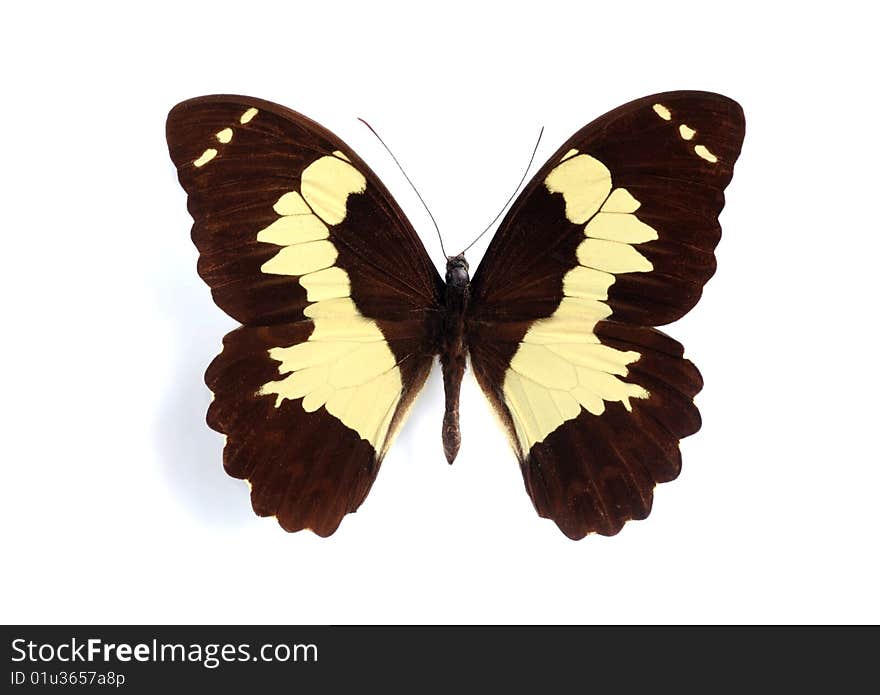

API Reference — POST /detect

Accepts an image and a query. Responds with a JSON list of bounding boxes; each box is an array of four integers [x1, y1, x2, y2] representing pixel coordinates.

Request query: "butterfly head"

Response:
[[445, 254, 470, 289]]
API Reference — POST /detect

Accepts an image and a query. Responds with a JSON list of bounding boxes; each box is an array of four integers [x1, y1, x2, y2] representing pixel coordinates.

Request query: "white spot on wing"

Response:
[[652, 103, 672, 120], [240, 107, 258, 124], [193, 148, 217, 167], [694, 144, 718, 163]]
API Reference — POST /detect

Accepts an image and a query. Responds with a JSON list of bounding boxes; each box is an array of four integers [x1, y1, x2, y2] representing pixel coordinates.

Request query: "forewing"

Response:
[[167, 96, 443, 535], [469, 91, 745, 538]]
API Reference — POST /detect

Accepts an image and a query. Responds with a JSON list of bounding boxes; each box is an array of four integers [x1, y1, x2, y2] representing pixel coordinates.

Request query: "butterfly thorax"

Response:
[[440, 254, 470, 464]]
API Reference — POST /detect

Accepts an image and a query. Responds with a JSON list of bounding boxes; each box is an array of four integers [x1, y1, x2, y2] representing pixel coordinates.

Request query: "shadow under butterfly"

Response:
[[165, 91, 745, 539]]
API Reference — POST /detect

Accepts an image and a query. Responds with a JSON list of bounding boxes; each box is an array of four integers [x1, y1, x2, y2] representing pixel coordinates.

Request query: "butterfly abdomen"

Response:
[[441, 254, 470, 464]]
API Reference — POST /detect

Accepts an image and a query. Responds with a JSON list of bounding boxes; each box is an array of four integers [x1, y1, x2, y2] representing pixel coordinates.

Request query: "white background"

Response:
[[2, 1, 878, 624]]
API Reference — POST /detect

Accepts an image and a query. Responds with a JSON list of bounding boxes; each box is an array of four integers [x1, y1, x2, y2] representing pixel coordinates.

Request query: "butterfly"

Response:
[[166, 91, 745, 539]]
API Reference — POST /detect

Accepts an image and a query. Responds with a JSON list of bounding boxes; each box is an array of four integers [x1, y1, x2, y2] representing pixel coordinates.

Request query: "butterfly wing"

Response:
[[468, 91, 745, 538], [167, 96, 443, 535]]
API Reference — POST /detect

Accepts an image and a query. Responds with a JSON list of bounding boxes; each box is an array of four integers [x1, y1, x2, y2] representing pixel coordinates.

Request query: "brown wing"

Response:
[[468, 91, 745, 538], [167, 95, 443, 535]]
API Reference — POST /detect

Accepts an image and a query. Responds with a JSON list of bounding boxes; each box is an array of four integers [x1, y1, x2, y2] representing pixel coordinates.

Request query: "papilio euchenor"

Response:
[[166, 91, 745, 538]]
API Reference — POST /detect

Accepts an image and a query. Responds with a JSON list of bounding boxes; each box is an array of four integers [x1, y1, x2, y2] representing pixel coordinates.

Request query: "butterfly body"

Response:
[[440, 254, 471, 464], [167, 91, 745, 538]]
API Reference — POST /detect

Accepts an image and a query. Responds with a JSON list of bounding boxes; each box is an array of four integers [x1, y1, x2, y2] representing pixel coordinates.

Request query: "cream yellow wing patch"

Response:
[[694, 144, 718, 163], [544, 154, 611, 224], [652, 103, 672, 121], [239, 107, 258, 124], [193, 148, 217, 167], [301, 154, 366, 225], [502, 153, 656, 454], [259, 302, 401, 451], [653, 104, 719, 165], [255, 154, 403, 452], [191, 107, 259, 167]]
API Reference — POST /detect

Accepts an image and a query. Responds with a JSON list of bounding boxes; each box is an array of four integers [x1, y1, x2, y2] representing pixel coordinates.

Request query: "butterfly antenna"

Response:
[[358, 117, 448, 259], [460, 126, 544, 255]]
